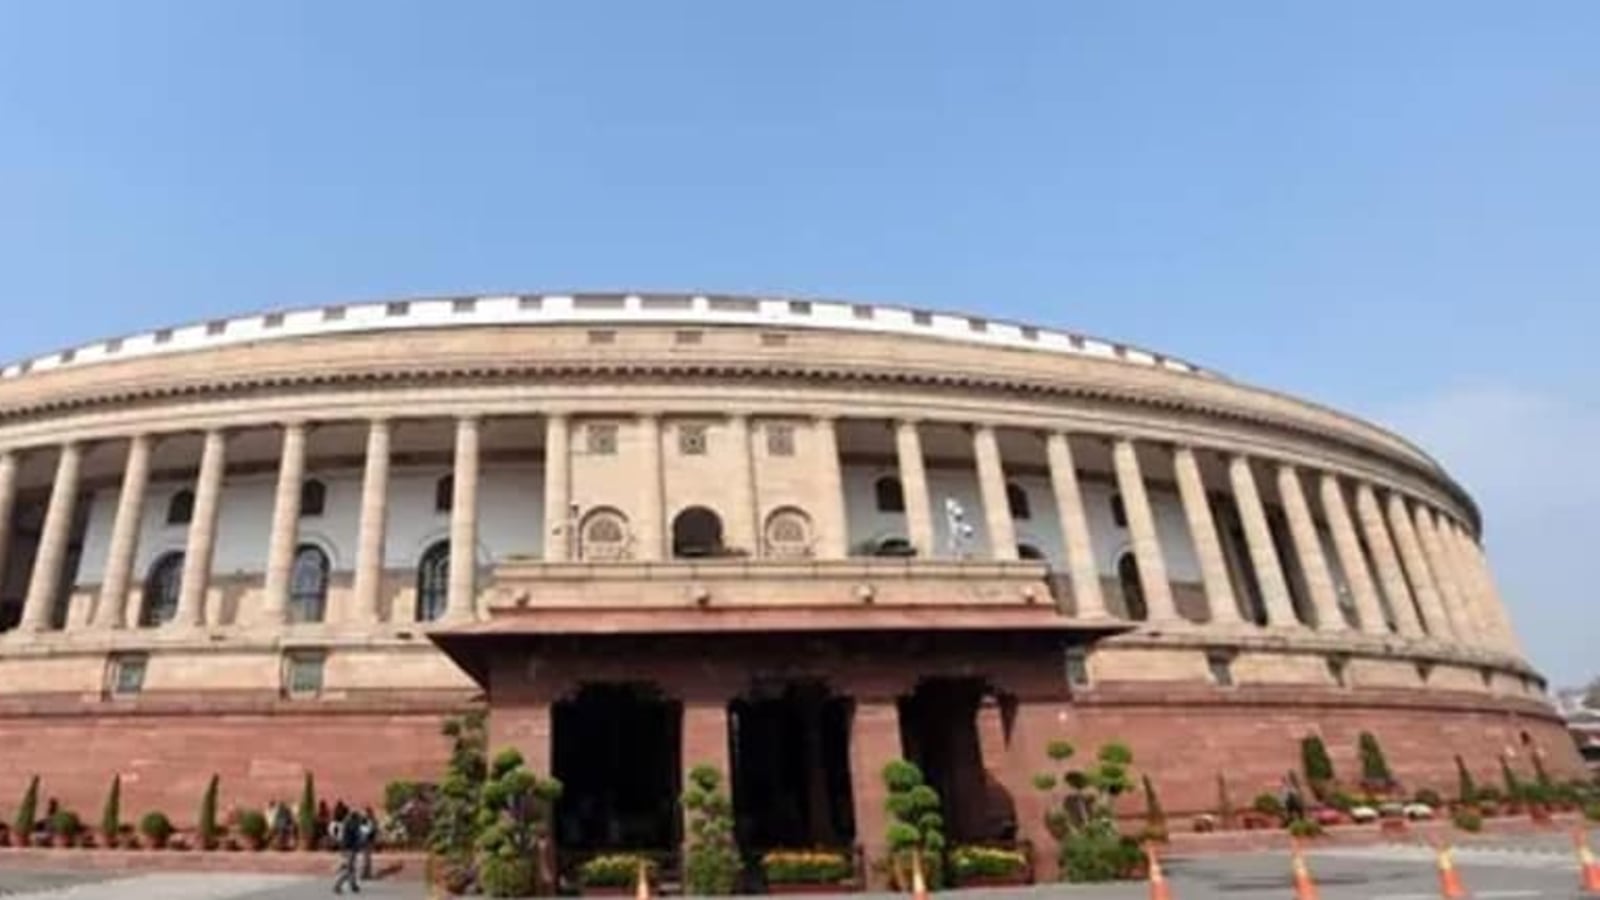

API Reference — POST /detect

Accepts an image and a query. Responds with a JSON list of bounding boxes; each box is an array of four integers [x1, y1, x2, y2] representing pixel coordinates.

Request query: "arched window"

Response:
[[434, 475, 454, 513], [299, 480, 326, 518], [1110, 493, 1128, 528], [672, 506, 725, 558], [1117, 552, 1148, 621], [1017, 543, 1046, 561], [166, 490, 194, 526], [139, 552, 185, 627], [287, 544, 330, 624], [763, 507, 813, 559], [416, 541, 450, 622], [1006, 482, 1032, 520], [578, 508, 631, 561], [874, 476, 905, 513]]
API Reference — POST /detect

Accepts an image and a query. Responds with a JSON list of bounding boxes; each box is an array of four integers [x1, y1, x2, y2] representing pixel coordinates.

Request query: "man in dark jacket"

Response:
[[332, 810, 363, 894]]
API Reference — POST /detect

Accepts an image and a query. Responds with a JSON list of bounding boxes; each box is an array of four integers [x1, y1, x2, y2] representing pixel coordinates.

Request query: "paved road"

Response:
[[0, 839, 1594, 898]]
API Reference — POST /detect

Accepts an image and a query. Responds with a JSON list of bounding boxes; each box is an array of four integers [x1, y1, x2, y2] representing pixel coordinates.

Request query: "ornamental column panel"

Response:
[[636, 414, 665, 561], [1415, 506, 1468, 642], [1353, 483, 1422, 637], [0, 451, 18, 602], [541, 414, 571, 562], [96, 435, 154, 629], [20, 443, 82, 632], [813, 417, 848, 559], [1111, 437, 1178, 623], [1277, 463, 1344, 632], [1045, 432, 1106, 618], [260, 422, 308, 625], [351, 419, 391, 623], [1226, 454, 1298, 628], [176, 430, 227, 628], [894, 420, 935, 557], [1319, 474, 1387, 636], [727, 414, 759, 556], [446, 416, 481, 621], [1172, 445, 1241, 626], [972, 424, 1017, 562], [1386, 492, 1449, 640]]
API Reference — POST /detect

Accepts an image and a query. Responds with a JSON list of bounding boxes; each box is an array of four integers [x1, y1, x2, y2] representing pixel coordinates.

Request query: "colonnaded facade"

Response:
[[0, 292, 1578, 868]]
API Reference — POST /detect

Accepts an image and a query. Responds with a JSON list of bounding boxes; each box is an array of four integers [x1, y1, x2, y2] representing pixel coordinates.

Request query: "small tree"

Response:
[[682, 764, 740, 896], [1500, 755, 1523, 803], [429, 711, 490, 892], [1034, 740, 1141, 882], [883, 759, 946, 889], [1454, 756, 1478, 806], [1216, 773, 1236, 830], [1531, 751, 1553, 792], [1301, 735, 1335, 800], [297, 772, 317, 851], [1357, 732, 1394, 791], [13, 775, 39, 847], [475, 748, 562, 897], [1140, 775, 1168, 841], [198, 774, 221, 850], [101, 775, 122, 844]]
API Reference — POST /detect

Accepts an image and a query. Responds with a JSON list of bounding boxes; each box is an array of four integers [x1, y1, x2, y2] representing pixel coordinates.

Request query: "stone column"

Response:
[[727, 414, 760, 556], [1318, 474, 1387, 636], [849, 698, 901, 889], [972, 424, 1018, 562], [680, 696, 732, 844], [894, 420, 935, 557], [259, 422, 308, 625], [20, 443, 82, 632], [1415, 506, 1468, 642], [446, 416, 481, 621], [1386, 492, 1449, 639], [351, 419, 391, 623], [1227, 454, 1297, 628], [1277, 463, 1344, 632], [0, 451, 18, 603], [1172, 445, 1241, 626], [1457, 527, 1521, 655], [1045, 432, 1106, 618], [176, 430, 227, 628], [1353, 483, 1422, 637], [636, 414, 665, 561], [1438, 517, 1489, 646], [541, 414, 571, 561], [813, 416, 848, 559], [1111, 437, 1178, 623], [96, 435, 153, 629]]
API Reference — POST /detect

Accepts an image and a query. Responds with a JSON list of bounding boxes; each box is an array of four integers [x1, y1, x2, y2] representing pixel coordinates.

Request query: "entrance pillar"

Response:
[[491, 700, 554, 778], [848, 698, 901, 888], [681, 698, 731, 784]]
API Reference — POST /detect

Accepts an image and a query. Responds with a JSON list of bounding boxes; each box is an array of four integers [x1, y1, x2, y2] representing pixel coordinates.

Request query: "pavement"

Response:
[[0, 836, 1595, 898]]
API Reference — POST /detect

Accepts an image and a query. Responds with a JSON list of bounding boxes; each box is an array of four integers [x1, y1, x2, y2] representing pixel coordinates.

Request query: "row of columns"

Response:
[[1, 415, 1518, 659]]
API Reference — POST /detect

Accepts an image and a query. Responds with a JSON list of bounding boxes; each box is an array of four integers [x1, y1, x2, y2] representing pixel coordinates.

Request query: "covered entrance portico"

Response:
[[433, 601, 1121, 886]]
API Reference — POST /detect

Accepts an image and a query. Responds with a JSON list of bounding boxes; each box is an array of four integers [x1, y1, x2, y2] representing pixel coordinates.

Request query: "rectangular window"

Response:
[[852, 304, 874, 320], [766, 423, 796, 457], [153, 328, 173, 345], [912, 310, 933, 326], [586, 423, 618, 455], [205, 320, 228, 336], [1064, 648, 1091, 687], [788, 300, 812, 315], [323, 306, 346, 322], [587, 330, 616, 346], [1206, 651, 1235, 687], [760, 332, 788, 347], [386, 301, 410, 317], [678, 424, 708, 456], [674, 330, 703, 346], [284, 652, 326, 698], [107, 654, 147, 698], [263, 312, 286, 329], [518, 295, 543, 311], [452, 297, 477, 313]]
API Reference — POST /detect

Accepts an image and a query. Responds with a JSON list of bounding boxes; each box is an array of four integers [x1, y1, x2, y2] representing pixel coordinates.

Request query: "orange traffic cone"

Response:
[[911, 848, 930, 900], [635, 859, 650, 900], [1146, 842, 1174, 900], [1575, 829, 1600, 895], [1435, 843, 1468, 899], [1290, 839, 1320, 900]]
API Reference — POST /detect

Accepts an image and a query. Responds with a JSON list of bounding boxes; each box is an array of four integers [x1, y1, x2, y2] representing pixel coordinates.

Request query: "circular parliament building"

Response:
[[0, 292, 1579, 864]]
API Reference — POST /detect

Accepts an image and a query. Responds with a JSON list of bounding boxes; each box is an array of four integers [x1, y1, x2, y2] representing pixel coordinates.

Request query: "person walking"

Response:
[[358, 806, 377, 881], [332, 809, 363, 895], [1282, 773, 1306, 823]]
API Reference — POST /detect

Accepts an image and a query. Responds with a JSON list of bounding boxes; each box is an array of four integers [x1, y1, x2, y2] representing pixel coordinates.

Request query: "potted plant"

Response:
[[761, 849, 855, 894], [139, 812, 174, 850], [1243, 793, 1283, 830], [681, 764, 740, 895], [237, 809, 268, 851], [1034, 739, 1143, 883], [950, 845, 1031, 887], [48, 810, 81, 848], [579, 853, 655, 896]]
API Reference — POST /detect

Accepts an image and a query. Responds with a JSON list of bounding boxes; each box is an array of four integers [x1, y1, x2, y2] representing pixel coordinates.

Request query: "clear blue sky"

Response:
[[1, 2, 1595, 683]]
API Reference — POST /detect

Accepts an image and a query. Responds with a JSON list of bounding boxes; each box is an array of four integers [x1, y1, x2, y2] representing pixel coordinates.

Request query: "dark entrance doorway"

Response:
[[729, 681, 855, 858], [552, 683, 682, 855], [899, 678, 1015, 843]]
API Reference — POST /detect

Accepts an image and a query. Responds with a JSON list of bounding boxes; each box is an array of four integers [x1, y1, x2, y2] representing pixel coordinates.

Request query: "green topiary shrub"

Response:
[[1500, 756, 1524, 804], [1253, 792, 1284, 819], [296, 773, 316, 851], [139, 811, 174, 848], [1058, 830, 1142, 883], [882, 759, 946, 889], [1287, 818, 1323, 839], [480, 856, 539, 898], [1141, 775, 1168, 842], [474, 747, 562, 898], [198, 774, 220, 850], [1413, 788, 1443, 808], [1455, 756, 1478, 805], [1452, 809, 1483, 832], [1035, 739, 1141, 882], [429, 711, 489, 883], [1301, 735, 1335, 799], [48, 810, 81, 839], [101, 775, 121, 844], [1584, 801, 1600, 823], [1357, 732, 1394, 791], [13, 775, 39, 847], [682, 764, 740, 895]]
